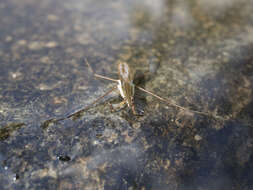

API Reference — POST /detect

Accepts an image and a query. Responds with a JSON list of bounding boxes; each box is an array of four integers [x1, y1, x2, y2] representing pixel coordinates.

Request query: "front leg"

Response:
[[108, 100, 127, 112]]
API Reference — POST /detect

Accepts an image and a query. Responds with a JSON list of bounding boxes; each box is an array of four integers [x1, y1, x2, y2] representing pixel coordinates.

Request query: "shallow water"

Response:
[[0, 0, 253, 189]]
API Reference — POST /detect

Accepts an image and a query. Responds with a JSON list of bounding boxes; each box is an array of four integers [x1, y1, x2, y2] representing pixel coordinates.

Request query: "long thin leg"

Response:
[[52, 85, 118, 123], [66, 85, 118, 119], [41, 61, 119, 127], [136, 85, 222, 119], [85, 58, 118, 83]]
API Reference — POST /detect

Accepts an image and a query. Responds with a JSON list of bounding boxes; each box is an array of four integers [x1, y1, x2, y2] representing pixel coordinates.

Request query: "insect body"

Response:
[[117, 62, 136, 114]]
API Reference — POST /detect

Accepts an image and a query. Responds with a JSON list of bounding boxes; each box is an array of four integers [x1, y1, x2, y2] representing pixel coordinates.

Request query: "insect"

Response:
[[41, 58, 225, 129], [40, 58, 226, 129], [83, 60, 137, 115], [73, 59, 217, 118], [117, 61, 136, 114]]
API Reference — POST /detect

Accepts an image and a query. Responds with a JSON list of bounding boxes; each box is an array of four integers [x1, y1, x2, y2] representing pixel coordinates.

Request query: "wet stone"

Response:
[[1, 0, 253, 189], [28, 41, 44, 50]]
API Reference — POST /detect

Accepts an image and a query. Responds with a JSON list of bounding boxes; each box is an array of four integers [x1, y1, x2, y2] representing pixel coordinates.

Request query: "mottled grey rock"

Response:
[[1, 0, 253, 189]]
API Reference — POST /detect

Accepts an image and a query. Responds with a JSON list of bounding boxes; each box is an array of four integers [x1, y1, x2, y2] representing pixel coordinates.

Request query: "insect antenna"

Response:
[[85, 58, 118, 83]]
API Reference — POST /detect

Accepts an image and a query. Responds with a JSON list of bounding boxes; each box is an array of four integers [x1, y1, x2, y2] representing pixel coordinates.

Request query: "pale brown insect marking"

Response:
[[118, 62, 131, 82]]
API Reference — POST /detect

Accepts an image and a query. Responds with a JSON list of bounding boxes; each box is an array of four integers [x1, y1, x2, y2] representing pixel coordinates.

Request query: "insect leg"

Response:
[[108, 100, 127, 112], [51, 85, 118, 124], [131, 104, 137, 115], [66, 85, 118, 119], [48, 86, 117, 123], [136, 85, 216, 118]]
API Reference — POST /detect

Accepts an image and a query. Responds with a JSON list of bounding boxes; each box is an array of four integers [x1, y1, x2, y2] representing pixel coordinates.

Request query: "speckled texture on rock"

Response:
[[1, 0, 253, 190]]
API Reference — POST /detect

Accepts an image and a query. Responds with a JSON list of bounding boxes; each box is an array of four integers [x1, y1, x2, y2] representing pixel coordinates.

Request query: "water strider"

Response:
[[87, 60, 137, 114], [41, 58, 226, 128], [74, 59, 225, 119]]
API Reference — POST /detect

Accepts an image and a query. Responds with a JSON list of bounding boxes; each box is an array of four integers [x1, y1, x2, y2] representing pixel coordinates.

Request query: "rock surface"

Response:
[[0, 0, 253, 189]]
